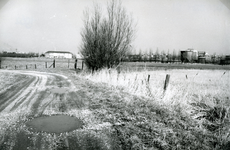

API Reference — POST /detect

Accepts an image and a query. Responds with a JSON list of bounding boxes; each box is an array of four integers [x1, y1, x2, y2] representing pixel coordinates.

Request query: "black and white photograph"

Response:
[[0, 0, 230, 149]]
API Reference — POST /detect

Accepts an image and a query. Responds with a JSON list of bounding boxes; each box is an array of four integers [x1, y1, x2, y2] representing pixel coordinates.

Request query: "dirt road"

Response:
[[0, 69, 77, 115]]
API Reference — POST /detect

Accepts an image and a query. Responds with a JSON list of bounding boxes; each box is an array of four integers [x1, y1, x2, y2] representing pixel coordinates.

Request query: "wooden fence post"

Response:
[[117, 66, 121, 74], [147, 74, 150, 83], [163, 74, 170, 91], [53, 59, 55, 68], [35, 64, 37, 69], [82, 60, 84, 70], [15, 65, 16, 70], [26, 65, 27, 69], [45, 62, 47, 68], [74, 59, 77, 70]]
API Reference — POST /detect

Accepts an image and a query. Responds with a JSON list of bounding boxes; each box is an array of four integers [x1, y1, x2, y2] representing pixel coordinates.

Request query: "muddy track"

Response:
[[0, 70, 75, 114]]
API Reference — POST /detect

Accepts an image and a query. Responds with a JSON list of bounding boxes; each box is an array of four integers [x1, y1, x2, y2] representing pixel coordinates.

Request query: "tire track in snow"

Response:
[[0, 70, 75, 115], [0, 76, 35, 112], [9, 76, 41, 111], [0, 70, 48, 113]]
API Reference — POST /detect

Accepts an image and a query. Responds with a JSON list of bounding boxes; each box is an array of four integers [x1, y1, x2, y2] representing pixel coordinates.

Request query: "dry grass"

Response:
[[77, 68, 230, 149]]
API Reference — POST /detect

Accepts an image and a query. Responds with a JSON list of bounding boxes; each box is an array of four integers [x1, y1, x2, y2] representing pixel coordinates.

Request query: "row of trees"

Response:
[[124, 49, 229, 64], [0, 51, 39, 57], [126, 49, 181, 62]]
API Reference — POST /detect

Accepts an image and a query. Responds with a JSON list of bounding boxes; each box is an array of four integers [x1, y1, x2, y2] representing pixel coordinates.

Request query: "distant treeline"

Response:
[[0, 52, 39, 57], [122, 54, 230, 65]]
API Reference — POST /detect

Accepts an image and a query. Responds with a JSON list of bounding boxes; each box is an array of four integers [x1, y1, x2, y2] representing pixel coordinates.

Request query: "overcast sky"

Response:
[[0, 0, 230, 55]]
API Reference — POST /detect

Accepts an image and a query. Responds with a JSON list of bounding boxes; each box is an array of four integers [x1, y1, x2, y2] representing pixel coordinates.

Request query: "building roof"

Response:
[[45, 51, 73, 54]]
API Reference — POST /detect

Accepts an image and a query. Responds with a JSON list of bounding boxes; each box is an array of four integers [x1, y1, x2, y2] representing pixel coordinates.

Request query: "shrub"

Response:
[[80, 0, 136, 72]]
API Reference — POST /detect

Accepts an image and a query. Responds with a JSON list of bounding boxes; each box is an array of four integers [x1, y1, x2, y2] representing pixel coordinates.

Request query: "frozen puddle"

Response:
[[26, 115, 83, 133]]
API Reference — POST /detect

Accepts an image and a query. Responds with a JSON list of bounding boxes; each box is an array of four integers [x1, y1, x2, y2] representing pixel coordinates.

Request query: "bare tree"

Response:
[[172, 49, 176, 63], [155, 47, 159, 62], [138, 49, 142, 62], [80, 0, 136, 72], [149, 48, 153, 62], [161, 50, 165, 63]]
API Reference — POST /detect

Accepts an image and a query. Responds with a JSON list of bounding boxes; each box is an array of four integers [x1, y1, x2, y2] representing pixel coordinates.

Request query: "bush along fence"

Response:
[[0, 58, 85, 70]]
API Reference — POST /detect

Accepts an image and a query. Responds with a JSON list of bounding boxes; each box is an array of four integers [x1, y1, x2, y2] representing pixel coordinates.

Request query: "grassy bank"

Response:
[[76, 68, 230, 149]]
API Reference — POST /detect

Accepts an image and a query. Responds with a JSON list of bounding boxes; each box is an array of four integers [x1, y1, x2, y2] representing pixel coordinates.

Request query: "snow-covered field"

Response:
[[0, 67, 230, 149]]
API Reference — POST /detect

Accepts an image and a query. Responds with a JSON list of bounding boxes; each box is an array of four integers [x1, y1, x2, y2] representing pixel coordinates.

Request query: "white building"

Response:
[[44, 51, 73, 59]]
